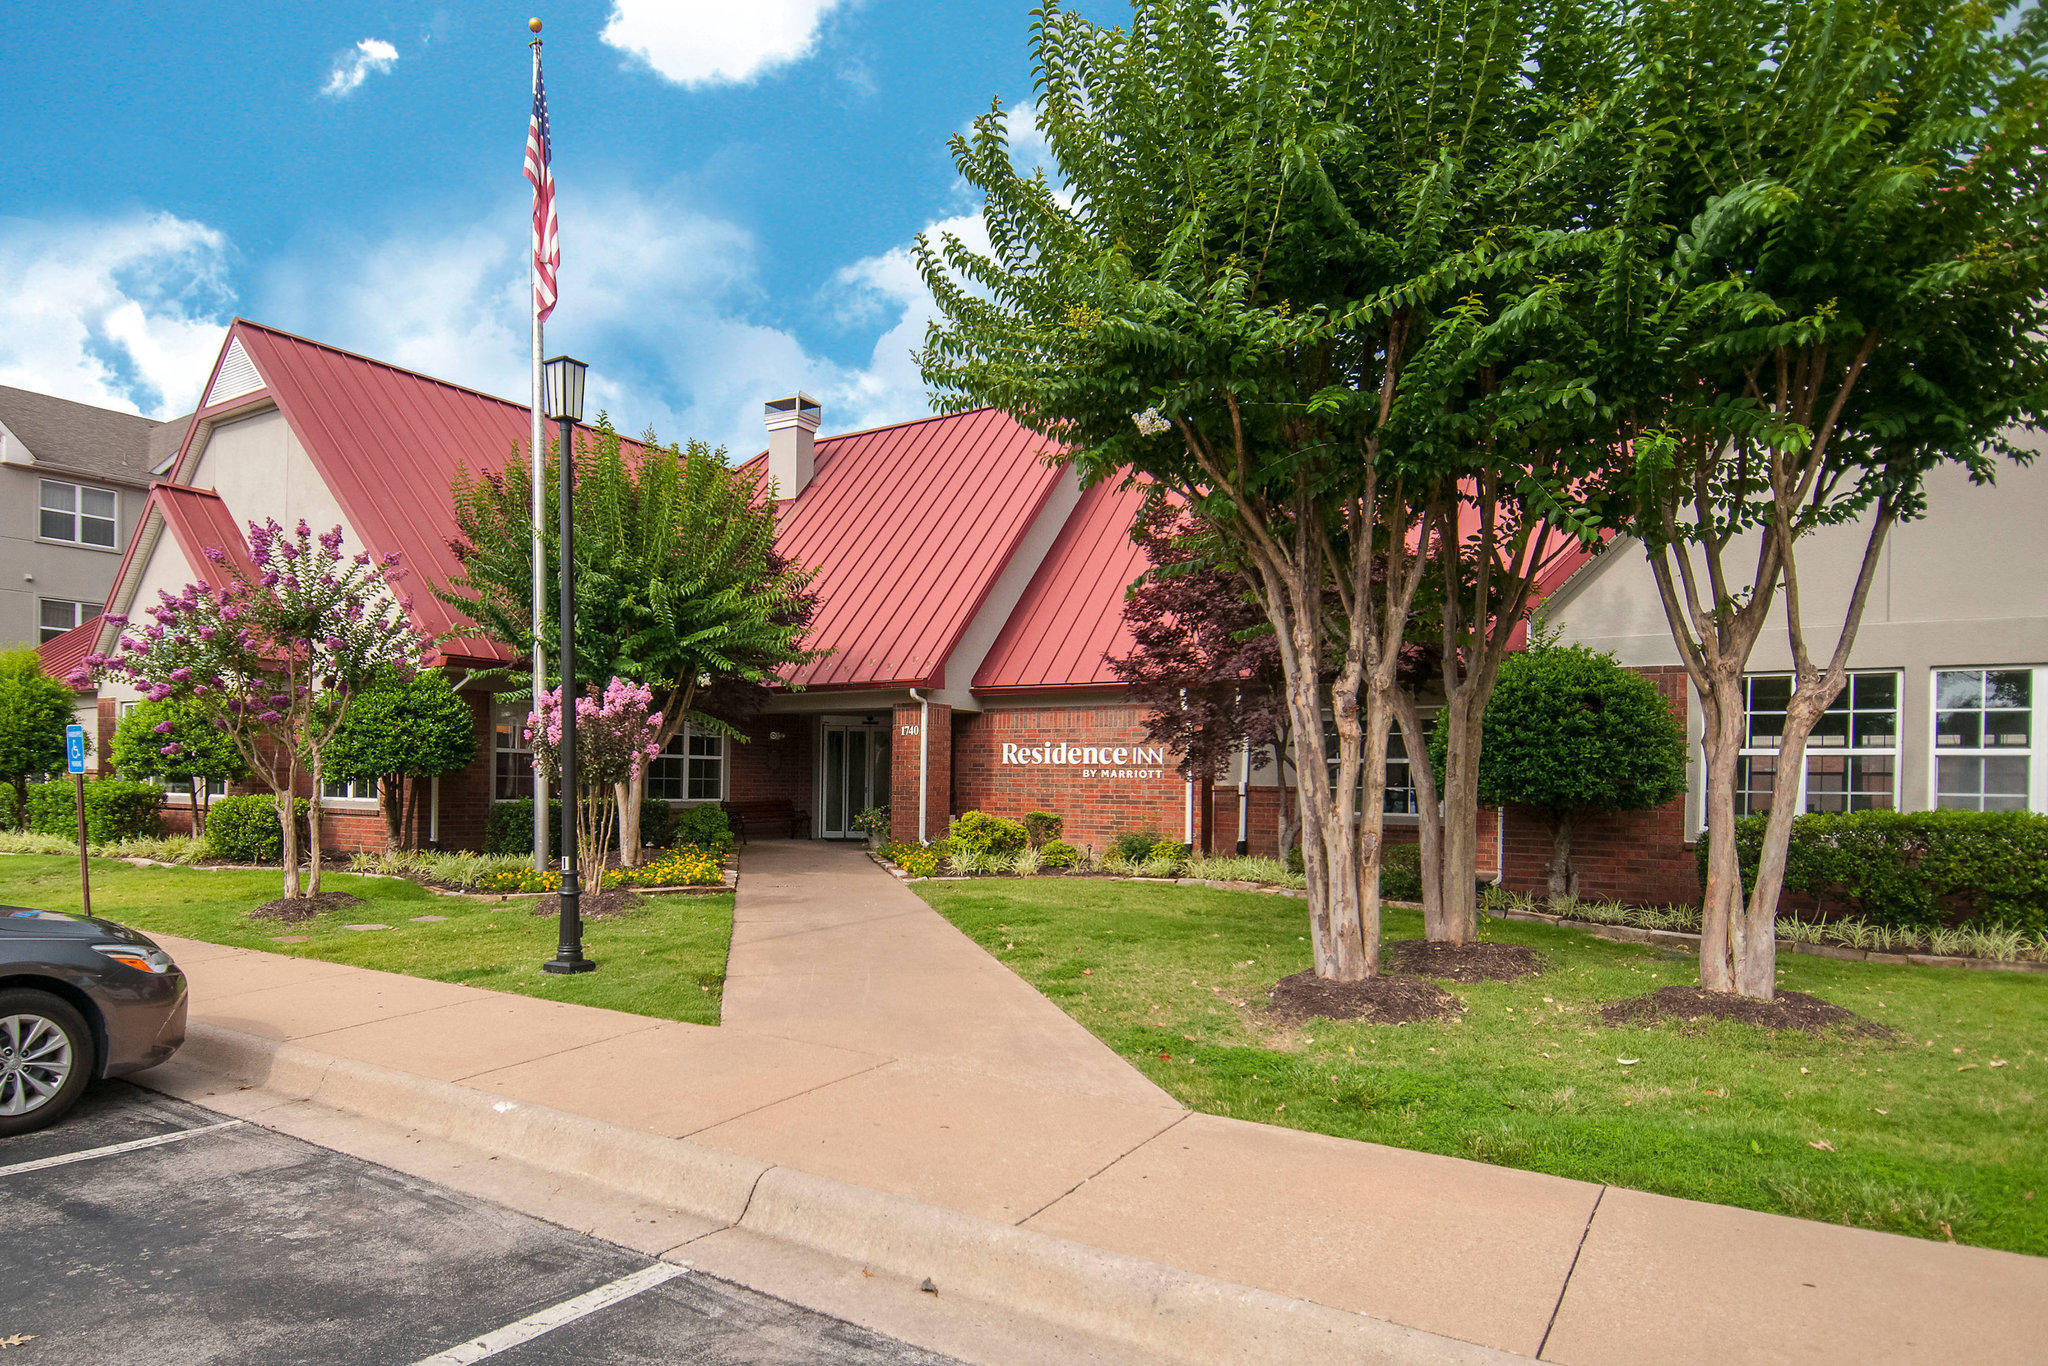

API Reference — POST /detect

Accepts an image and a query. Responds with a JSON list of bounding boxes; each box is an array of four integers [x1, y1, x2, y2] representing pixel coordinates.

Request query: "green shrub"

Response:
[[486, 798, 566, 858], [673, 803, 733, 852], [1379, 842, 1424, 902], [1706, 810, 2048, 935], [1039, 839, 1079, 869], [948, 810, 1029, 856], [1146, 838, 1189, 874], [897, 846, 940, 877], [1022, 811, 1063, 847], [203, 794, 311, 863], [26, 779, 165, 843], [1286, 843, 1304, 875], [1113, 828, 1161, 864]]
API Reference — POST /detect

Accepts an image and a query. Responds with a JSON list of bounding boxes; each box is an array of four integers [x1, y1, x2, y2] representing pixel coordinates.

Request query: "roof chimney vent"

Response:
[[764, 392, 821, 498]]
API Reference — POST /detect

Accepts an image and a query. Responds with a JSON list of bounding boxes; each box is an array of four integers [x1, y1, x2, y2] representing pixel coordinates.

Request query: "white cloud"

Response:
[[323, 38, 399, 98], [0, 212, 233, 418], [601, 0, 849, 87]]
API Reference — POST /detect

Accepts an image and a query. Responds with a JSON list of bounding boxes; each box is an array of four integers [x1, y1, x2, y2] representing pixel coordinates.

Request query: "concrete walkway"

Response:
[[136, 843, 2048, 1364]]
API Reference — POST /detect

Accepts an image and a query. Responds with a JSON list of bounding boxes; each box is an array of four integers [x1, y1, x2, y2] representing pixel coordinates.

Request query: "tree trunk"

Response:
[[1271, 740, 1300, 861], [616, 769, 645, 866], [1547, 811, 1577, 904], [275, 787, 302, 901], [1285, 653, 1372, 981], [1696, 673, 1747, 994], [306, 754, 324, 896], [379, 775, 402, 852], [1391, 688, 1442, 929], [1431, 689, 1484, 945], [190, 778, 206, 838]]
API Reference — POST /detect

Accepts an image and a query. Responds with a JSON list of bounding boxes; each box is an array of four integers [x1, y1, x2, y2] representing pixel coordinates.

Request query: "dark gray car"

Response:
[[0, 907, 187, 1135]]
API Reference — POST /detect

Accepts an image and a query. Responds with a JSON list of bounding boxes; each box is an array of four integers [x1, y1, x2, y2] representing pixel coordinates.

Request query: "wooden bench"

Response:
[[722, 798, 811, 843]]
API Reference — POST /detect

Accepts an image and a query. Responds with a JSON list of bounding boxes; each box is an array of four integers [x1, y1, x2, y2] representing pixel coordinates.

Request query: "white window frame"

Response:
[[645, 726, 726, 804], [1929, 665, 2044, 814], [1321, 708, 1428, 821], [319, 775, 379, 806], [38, 598, 96, 643], [492, 697, 535, 802], [1730, 670, 1902, 818], [38, 479, 119, 550]]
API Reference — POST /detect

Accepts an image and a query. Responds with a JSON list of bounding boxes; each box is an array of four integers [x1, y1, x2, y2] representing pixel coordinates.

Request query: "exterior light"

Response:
[[541, 354, 588, 423], [1132, 406, 1170, 436]]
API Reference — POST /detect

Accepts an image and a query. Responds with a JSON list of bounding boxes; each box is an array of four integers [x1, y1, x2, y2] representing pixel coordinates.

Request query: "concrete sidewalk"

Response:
[[137, 842, 2047, 1364]]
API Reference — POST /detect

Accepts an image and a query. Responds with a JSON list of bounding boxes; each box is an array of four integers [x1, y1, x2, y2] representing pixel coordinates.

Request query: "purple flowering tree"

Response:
[[526, 678, 662, 880], [79, 520, 423, 901]]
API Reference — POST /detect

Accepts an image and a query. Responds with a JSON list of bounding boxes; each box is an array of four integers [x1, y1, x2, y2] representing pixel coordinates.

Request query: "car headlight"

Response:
[[93, 944, 175, 975]]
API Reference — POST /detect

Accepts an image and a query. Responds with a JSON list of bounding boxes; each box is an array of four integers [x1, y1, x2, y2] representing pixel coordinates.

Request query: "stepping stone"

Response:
[[343, 923, 391, 932], [408, 915, 449, 923]]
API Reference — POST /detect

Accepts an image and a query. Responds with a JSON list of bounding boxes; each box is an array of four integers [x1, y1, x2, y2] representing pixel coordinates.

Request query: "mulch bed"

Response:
[[1385, 939, 1545, 984], [529, 888, 644, 920], [1267, 969, 1461, 1025], [251, 891, 365, 923], [1601, 985, 1892, 1038]]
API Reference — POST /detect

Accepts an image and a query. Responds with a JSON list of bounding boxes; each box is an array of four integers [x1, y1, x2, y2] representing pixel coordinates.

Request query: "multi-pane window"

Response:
[[321, 777, 376, 801], [1733, 672, 1898, 816], [38, 599, 96, 643], [1934, 669, 2033, 811], [646, 729, 725, 802], [493, 699, 533, 800], [1323, 712, 1427, 815], [39, 480, 118, 548]]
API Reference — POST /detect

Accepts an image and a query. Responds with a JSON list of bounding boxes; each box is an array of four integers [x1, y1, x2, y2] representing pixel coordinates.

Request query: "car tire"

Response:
[[0, 989, 96, 1136]]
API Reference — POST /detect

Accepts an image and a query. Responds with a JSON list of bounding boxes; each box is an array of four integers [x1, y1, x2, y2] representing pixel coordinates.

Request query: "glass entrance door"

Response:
[[820, 719, 892, 838]]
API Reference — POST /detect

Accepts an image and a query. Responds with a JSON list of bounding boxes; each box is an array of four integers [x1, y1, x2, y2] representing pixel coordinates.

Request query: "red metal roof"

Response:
[[36, 617, 102, 691], [762, 409, 1066, 689], [150, 483, 256, 583], [974, 477, 1151, 693], [221, 320, 623, 663]]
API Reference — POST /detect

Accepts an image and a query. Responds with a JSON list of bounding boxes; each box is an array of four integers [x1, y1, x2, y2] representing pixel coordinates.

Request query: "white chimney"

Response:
[[764, 392, 821, 498]]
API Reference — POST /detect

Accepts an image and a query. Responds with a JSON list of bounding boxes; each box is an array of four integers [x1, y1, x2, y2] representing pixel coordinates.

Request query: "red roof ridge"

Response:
[[227, 318, 540, 418]]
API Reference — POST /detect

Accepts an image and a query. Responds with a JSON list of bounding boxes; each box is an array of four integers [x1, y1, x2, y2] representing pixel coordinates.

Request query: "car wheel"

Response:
[[0, 989, 96, 1136]]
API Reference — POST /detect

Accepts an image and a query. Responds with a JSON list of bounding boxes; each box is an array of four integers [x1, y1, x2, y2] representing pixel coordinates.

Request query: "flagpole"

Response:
[[528, 20, 549, 874]]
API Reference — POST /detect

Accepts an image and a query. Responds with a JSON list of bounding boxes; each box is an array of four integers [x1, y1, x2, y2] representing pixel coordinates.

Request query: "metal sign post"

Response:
[[66, 724, 90, 916]]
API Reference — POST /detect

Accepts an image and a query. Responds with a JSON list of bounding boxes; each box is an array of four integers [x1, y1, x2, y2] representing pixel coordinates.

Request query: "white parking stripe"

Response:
[[409, 1262, 689, 1365], [0, 1119, 244, 1177]]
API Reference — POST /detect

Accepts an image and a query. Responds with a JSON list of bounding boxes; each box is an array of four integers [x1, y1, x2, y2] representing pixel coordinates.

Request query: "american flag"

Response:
[[524, 60, 559, 320]]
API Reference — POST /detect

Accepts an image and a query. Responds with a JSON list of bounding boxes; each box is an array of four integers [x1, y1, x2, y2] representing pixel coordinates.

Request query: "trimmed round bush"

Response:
[[1379, 842, 1424, 902], [1113, 828, 1161, 864], [673, 803, 733, 853], [485, 798, 565, 858], [1022, 811, 1063, 847], [948, 811, 1029, 857], [202, 794, 310, 863], [1039, 839, 1079, 869]]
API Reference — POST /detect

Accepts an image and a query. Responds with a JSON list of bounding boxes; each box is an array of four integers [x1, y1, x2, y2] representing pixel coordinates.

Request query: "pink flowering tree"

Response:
[[526, 677, 662, 880], [79, 520, 423, 901]]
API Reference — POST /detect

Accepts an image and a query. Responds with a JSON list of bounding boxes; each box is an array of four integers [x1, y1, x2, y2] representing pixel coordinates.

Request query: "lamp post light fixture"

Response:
[[540, 354, 595, 976]]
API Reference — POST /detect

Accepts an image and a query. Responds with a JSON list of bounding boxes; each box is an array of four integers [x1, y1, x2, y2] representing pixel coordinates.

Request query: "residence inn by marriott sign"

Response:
[[1001, 741, 1172, 780]]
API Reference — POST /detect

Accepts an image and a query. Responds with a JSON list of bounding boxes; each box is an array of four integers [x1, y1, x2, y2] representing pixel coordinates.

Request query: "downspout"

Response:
[[1180, 688, 1193, 846], [909, 687, 931, 844], [1236, 736, 1250, 855], [429, 774, 441, 848], [1492, 804, 1505, 885]]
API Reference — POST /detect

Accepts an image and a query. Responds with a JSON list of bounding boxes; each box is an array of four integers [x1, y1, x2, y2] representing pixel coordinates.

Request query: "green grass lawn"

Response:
[[914, 877, 2048, 1255], [0, 855, 731, 1025]]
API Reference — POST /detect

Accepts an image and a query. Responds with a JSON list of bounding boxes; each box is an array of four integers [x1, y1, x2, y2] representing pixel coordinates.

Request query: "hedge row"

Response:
[[24, 779, 164, 843], [485, 798, 732, 858], [1706, 810, 2048, 935]]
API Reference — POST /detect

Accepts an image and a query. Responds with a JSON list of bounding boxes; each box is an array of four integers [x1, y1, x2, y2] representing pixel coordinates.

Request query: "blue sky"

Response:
[[3, 1, 1115, 453]]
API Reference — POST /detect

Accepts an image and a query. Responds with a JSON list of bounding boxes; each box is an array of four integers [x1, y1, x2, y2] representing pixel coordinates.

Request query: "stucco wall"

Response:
[[1, 463, 147, 649]]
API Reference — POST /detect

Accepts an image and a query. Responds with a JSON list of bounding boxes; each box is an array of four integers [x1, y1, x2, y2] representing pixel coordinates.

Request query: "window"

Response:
[[1934, 669, 2034, 812], [39, 480, 118, 548], [1732, 672, 1898, 816], [38, 599, 96, 643], [1323, 711, 1427, 815], [646, 728, 725, 802], [493, 699, 533, 801], [321, 777, 376, 802]]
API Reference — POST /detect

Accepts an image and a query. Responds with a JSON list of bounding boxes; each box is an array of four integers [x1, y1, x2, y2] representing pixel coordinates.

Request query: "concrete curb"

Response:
[[171, 1022, 1522, 1366]]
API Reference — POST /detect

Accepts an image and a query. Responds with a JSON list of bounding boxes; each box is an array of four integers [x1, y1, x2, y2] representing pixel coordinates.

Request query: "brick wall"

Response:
[[727, 717, 814, 811], [1497, 665, 1701, 907], [951, 702, 1191, 852], [891, 702, 951, 844]]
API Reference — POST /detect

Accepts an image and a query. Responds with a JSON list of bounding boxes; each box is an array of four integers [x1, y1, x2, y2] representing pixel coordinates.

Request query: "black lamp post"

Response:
[[540, 353, 595, 976]]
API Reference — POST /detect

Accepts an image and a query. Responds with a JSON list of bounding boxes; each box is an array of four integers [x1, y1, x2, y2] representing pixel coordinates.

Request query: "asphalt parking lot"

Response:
[[0, 1082, 959, 1365]]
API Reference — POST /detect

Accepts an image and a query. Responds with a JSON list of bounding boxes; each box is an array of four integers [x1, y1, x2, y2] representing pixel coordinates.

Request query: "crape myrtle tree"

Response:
[[1590, 0, 2048, 997], [1108, 493, 1298, 854], [526, 678, 662, 882], [324, 668, 478, 851], [919, 0, 1611, 980], [111, 697, 248, 836], [0, 649, 73, 830], [1431, 638, 1686, 902], [79, 521, 423, 900], [442, 424, 821, 864]]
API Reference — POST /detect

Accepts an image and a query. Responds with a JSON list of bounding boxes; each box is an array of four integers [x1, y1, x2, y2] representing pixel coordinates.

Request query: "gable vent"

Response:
[[203, 339, 263, 408]]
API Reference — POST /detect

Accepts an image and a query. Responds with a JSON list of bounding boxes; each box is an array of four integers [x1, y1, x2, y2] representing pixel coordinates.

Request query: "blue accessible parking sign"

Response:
[[66, 724, 86, 774]]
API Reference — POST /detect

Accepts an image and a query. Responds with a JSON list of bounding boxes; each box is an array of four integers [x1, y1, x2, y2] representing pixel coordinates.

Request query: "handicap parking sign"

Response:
[[66, 724, 86, 774]]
